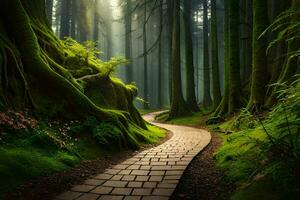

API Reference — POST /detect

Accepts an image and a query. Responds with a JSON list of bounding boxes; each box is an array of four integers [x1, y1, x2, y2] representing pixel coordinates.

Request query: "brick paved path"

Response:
[[56, 112, 211, 200]]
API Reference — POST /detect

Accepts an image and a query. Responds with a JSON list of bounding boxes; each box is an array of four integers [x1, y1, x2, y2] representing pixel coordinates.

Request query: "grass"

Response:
[[155, 109, 211, 126]]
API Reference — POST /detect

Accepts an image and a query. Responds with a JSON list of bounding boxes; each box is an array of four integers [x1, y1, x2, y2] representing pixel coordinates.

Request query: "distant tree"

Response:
[[210, 0, 221, 110], [202, 0, 212, 107], [60, 0, 71, 38], [78, 0, 88, 42], [184, 0, 199, 112], [124, 0, 133, 83], [70, 0, 78, 39], [169, 0, 190, 118], [157, 0, 163, 108], [93, 0, 100, 42], [46, 0, 53, 26], [143, 0, 149, 109]]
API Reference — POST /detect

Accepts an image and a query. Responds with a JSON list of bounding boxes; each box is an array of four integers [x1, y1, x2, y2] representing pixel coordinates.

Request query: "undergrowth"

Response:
[[215, 80, 300, 199]]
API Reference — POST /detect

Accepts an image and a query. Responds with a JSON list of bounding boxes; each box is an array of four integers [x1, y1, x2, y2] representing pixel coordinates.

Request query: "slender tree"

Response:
[[157, 1, 163, 108], [46, 0, 53, 26], [60, 0, 71, 38], [169, 0, 190, 118], [167, 0, 174, 105], [213, 0, 229, 116], [203, 0, 212, 107], [70, 0, 78, 39], [247, 0, 269, 111], [93, 0, 100, 43], [78, 0, 88, 42], [184, 0, 199, 111], [210, 0, 222, 110], [143, 0, 149, 109], [228, 0, 241, 113], [125, 0, 133, 83]]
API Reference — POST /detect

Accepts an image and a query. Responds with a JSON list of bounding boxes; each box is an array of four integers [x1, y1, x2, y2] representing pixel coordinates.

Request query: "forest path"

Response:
[[55, 112, 211, 200]]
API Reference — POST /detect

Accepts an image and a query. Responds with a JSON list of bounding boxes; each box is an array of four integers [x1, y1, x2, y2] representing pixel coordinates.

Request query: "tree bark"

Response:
[[210, 0, 222, 110], [169, 0, 190, 118], [143, 0, 149, 109], [184, 0, 199, 112], [228, 0, 241, 113], [247, 0, 269, 111], [46, 0, 53, 26], [203, 0, 212, 107], [125, 0, 133, 83], [59, 0, 71, 38]]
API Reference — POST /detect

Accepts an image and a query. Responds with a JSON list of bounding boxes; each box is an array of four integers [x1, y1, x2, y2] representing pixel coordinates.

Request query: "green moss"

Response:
[[231, 180, 283, 200], [156, 110, 210, 126], [0, 147, 69, 196]]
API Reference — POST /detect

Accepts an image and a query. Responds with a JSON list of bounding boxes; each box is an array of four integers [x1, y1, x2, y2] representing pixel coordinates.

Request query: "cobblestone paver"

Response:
[[55, 112, 211, 200]]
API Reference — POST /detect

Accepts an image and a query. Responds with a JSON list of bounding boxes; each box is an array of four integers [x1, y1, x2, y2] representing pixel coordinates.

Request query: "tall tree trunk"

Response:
[[78, 0, 88, 42], [167, 0, 173, 106], [184, 0, 199, 111], [210, 0, 222, 110], [157, 1, 163, 108], [93, 0, 99, 43], [143, 0, 149, 109], [125, 0, 133, 83], [247, 0, 269, 111], [169, 0, 190, 118], [203, 0, 212, 107], [228, 0, 241, 113], [46, 0, 53, 26], [213, 0, 229, 116], [70, 0, 78, 39], [59, 0, 71, 38]]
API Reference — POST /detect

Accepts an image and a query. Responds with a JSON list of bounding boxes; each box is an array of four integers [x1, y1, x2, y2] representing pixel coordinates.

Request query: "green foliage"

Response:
[[215, 78, 300, 197], [262, 7, 300, 59], [62, 37, 128, 77]]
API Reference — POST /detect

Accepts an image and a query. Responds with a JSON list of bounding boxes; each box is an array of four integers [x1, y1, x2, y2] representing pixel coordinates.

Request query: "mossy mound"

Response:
[[0, 0, 155, 151]]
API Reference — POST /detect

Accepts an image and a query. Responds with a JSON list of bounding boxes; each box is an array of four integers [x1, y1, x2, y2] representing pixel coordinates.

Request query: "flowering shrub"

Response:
[[0, 110, 37, 131]]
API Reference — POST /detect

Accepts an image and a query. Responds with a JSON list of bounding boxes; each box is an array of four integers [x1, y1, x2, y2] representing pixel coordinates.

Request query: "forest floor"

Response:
[[3, 111, 232, 200], [3, 129, 172, 200], [171, 130, 234, 200]]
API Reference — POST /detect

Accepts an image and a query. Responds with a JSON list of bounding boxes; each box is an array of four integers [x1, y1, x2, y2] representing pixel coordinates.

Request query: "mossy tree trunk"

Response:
[[0, 0, 149, 150], [184, 0, 199, 112], [247, 0, 269, 111], [228, 0, 241, 114], [202, 0, 212, 107], [210, 0, 222, 110], [169, 0, 190, 118]]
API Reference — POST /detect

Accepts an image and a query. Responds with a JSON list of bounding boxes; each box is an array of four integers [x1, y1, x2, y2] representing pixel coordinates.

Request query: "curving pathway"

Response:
[[56, 112, 211, 200]]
